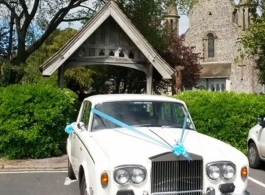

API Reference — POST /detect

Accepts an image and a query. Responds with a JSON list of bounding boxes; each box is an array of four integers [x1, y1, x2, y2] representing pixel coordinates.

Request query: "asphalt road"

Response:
[[0, 169, 264, 195], [0, 171, 78, 195], [248, 166, 265, 195]]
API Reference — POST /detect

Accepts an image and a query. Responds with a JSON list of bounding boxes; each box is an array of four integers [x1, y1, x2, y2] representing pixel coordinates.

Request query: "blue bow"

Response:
[[65, 123, 74, 134], [172, 142, 192, 161]]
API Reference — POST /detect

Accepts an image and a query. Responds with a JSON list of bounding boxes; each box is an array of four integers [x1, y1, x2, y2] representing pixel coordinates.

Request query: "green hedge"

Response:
[[0, 84, 79, 159], [174, 90, 265, 154]]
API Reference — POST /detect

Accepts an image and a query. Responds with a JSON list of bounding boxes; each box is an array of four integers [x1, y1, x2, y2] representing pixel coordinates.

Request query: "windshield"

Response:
[[92, 100, 195, 130]]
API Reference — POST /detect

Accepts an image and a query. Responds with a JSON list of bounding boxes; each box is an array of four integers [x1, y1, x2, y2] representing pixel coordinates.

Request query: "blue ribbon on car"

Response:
[[91, 108, 192, 161], [65, 123, 75, 134], [172, 113, 192, 161], [64, 108, 192, 161]]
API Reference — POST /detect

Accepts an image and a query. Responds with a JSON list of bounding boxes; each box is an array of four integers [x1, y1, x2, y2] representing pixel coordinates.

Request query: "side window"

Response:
[[80, 101, 91, 128]]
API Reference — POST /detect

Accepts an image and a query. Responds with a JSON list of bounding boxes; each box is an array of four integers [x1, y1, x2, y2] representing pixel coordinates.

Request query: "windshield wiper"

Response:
[[161, 125, 182, 128], [161, 125, 194, 130]]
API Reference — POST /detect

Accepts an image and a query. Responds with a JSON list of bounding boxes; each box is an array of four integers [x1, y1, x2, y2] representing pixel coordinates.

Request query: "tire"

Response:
[[80, 175, 88, 195], [68, 158, 76, 180], [248, 142, 261, 169]]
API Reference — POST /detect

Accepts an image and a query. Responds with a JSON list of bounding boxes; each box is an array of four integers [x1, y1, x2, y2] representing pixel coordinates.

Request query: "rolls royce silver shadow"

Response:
[[65, 94, 250, 195]]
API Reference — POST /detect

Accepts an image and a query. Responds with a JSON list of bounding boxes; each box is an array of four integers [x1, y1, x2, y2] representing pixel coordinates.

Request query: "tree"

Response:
[[159, 32, 201, 93], [0, 0, 96, 65], [24, 28, 94, 94], [241, 1, 265, 83]]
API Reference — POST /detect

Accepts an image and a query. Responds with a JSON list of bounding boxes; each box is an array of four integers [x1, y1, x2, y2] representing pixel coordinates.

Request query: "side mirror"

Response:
[[77, 122, 87, 131], [257, 117, 265, 128]]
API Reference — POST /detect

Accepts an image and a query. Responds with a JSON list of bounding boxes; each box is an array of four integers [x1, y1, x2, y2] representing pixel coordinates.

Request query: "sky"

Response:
[[179, 15, 189, 35]]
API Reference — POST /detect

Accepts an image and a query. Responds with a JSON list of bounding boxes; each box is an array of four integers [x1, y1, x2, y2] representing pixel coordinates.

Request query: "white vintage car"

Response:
[[247, 117, 265, 169], [66, 94, 250, 195]]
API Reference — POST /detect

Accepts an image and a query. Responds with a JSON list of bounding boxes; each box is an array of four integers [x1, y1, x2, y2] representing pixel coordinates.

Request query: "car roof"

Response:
[[84, 94, 185, 105]]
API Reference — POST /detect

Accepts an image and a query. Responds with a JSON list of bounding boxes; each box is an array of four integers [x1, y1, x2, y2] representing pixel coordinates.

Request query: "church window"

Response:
[[232, 9, 238, 24], [170, 19, 174, 31], [207, 33, 215, 58]]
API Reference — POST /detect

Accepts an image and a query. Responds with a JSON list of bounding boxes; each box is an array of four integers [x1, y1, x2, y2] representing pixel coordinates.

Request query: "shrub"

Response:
[[0, 83, 79, 159], [174, 90, 265, 154]]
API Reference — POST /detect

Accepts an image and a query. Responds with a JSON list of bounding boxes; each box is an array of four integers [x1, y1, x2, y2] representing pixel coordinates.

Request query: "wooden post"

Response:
[[172, 65, 184, 94], [58, 65, 64, 89], [146, 63, 153, 94]]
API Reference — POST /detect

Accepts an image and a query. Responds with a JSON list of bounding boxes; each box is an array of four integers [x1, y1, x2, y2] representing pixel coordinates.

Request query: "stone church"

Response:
[[166, 0, 264, 93]]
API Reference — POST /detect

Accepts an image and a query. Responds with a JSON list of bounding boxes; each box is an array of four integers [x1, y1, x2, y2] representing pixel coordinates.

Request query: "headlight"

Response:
[[222, 165, 235, 179], [114, 168, 130, 184], [114, 165, 146, 185], [131, 168, 146, 184], [206, 162, 236, 180], [207, 165, 221, 180]]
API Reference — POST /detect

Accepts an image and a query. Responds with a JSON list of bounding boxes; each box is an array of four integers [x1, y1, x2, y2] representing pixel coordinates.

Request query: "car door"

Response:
[[72, 100, 91, 175]]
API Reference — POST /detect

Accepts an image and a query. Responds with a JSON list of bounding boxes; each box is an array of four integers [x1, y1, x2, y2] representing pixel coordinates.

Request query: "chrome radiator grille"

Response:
[[151, 153, 203, 195]]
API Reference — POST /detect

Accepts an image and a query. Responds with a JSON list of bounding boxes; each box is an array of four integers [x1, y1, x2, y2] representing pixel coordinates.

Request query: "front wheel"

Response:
[[68, 158, 76, 180], [80, 175, 88, 195], [248, 142, 261, 169]]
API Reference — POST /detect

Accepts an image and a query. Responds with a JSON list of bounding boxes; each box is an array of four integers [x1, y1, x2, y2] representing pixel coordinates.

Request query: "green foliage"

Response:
[[116, 0, 166, 50], [241, 19, 265, 83], [174, 90, 264, 154], [0, 84, 79, 159], [176, 0, 198, 15], [0, 59, 25, 87], [64, 67, 94, 93], [241, 2, 265, 84], [24, 28, 94, 92], [24, 28, 78, 83]]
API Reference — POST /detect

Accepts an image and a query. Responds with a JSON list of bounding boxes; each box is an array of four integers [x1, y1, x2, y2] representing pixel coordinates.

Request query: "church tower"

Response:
[[163, 1, 180, 34], [237, 0, 255, 31]]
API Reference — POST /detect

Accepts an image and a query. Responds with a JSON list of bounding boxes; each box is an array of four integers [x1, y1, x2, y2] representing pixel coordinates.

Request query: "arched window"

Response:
[[232, 9, 238, 24], [208, 33, 215, 58]]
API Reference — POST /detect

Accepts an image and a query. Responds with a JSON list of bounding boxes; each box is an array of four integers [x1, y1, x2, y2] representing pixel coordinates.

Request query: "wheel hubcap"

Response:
[[249, 146, 256, 164]]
